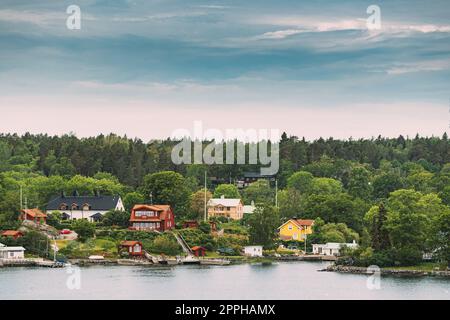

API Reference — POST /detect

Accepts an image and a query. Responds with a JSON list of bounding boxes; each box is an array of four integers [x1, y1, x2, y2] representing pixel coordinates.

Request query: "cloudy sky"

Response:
[[0, 0, 449, 140]]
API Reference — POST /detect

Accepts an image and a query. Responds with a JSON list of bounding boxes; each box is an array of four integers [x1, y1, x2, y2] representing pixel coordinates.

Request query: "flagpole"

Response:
[[204, 171, 207, 222]]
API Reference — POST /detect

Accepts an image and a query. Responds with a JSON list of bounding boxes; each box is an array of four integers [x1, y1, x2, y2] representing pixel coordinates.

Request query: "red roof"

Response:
[[1, 230, 23, 236], [295, 219, 315, 227], [21, 208, 47, 218], [130, 204, 172, 222], [120, 241, 142, 247], [191, 246, 206, 251]]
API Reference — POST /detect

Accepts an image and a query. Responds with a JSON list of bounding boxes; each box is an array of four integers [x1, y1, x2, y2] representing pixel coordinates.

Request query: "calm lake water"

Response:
[[0, 261, 449, 300]]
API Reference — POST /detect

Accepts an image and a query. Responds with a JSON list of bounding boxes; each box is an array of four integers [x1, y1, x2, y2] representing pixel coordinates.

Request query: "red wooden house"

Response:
[[1, 230, 23, 239], [119, 241, 143, 257], [191, 246, 206, 257], [129, 204, 175, 232], [19, 208, 47, 224]]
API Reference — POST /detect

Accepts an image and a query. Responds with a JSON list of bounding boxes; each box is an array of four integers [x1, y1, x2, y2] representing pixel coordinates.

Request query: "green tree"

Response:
[[243, 180, 274, 204], [72, 219, 96, 242], [287, 171, 314, 193], [384, 190, 429, 265], [365, 203, 390, 251], [213, 184, 240, 199], [431, 209, 450, 266], [277, 188, 303, 220], [347, 166, 373, 199], [190, 188, 212, 220], [372, 173, 404, 199], [246, 204, 280, 248], [101, 210, 130, 228], [142, 171, 191, 217], [123, 192, 145, 211]]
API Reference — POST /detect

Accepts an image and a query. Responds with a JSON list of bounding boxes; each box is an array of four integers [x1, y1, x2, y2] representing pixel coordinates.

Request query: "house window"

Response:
[[59, 204, 68, 210], [288, 225, 293, 230], [71, 204, 78, 210]]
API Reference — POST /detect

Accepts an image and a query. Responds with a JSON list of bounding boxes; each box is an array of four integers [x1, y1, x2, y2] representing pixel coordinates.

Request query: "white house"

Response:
[[46, 192, 125, 222], [312, 240, 358, 256], [243, 245, 263, 257], [0, 243, 26, 260], [243, 201, 256, 215]]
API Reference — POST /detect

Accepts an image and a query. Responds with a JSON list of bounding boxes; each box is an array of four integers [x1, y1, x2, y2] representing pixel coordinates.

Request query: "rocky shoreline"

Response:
[[322, 264, 450, 278]]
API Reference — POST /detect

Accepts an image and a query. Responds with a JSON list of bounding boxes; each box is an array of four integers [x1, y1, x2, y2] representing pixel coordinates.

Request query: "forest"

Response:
[[0, 132, 449, 267]]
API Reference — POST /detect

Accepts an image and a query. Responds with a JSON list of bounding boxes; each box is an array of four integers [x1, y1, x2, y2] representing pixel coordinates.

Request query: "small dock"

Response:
[[0, 259, 65, 268]]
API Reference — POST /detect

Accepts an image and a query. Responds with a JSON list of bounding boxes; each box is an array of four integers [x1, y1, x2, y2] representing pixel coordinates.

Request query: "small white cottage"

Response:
[[0, 243, 26, 260], [312, 240, 358, 256], [243, 245, 263, 257]]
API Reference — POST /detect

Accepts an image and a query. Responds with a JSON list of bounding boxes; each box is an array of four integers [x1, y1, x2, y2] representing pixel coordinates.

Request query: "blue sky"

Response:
[[0, 0, 449, 140]]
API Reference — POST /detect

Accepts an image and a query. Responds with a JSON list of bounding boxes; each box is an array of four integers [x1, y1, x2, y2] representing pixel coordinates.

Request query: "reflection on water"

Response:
[[0, 262, 448, 300]]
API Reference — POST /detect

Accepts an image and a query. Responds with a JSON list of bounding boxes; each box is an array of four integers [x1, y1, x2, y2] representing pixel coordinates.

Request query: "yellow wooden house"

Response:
[[278, 219, 315, 242]]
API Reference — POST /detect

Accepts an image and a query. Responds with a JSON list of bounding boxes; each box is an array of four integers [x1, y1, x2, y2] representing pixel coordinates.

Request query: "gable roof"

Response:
[[278, 219, 315, 230], [191, 246, 206, 251], [130, 204, 172, 221], [21, 208, 47, 218], [1, 230, 22, 237], [208, 198, 242, 207], [0, 246, 25, 251], [120, 241, 141, 247], [46, 195, 121, 211], [295, 219, 315, 227]]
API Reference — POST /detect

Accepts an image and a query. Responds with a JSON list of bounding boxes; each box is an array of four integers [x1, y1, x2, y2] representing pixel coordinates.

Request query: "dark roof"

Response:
[[46, 195, 121, 211], [243, 172, 276, 178]]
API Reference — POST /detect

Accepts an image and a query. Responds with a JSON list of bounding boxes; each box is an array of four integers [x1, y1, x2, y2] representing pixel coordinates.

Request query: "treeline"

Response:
[[0, 131, 449, 266], [0, 132, 449, 188]]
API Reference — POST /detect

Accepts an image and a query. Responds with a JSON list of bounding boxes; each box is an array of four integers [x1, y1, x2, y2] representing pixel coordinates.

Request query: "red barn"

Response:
[[191, 246, 206, 257], [1, 230, 23, 239], [19, 208, 47, 224], [129, 204, 175, 232], [119, 241, 143, 257]]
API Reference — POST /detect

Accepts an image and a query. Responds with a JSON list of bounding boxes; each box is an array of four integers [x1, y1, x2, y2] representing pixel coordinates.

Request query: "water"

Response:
[[0, 262, 449, 300]]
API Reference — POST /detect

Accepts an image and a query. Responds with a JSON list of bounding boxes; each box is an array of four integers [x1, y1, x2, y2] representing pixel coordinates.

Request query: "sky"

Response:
[[0, 0, 449, 141]]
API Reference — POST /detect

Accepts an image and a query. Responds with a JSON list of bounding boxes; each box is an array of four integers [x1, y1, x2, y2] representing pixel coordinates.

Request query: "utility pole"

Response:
[[275, 179, 278, 208], [304, 234, 307, 254], [20, 185, 23, 210], [204, 171, 207, 222]]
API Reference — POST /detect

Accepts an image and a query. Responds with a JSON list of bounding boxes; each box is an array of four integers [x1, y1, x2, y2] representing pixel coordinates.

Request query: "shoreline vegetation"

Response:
[[0, 133, 449, 275], [322, 264, 450, 278]]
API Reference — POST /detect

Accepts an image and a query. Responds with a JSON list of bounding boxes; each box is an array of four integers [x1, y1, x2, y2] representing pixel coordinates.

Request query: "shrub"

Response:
[[148, 234, 182, 256], [72, 219, 96, 242]]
